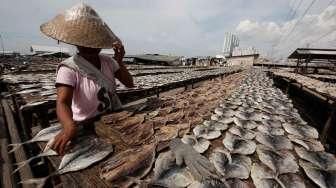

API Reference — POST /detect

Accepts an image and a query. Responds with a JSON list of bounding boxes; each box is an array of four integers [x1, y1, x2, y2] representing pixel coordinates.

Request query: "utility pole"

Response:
[[0, 34, 4, 56]]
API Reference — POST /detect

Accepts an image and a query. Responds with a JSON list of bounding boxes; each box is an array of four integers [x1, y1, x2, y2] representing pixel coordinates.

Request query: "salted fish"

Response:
[[188, 179, 229, 188], [257, 125, 285, 136], [228, 126, 255, 140], [226, 179, 251, 188], [214, 107, 236, 117], [155, 126, 178, 142], [283, 123, 318, 139], [210, 148, 251, 179], [256, 146, 299, 174], [260, 119, 283, 128], [181, 134, 210, 153], [300, 160, 336, 188], [203, 120, 229, 131], [256, 133, 293, 150], [153, 151, 193, 187], [295, 147, 336, 170], [288, 135, 324, 152], [9, 123, 62, 153], [100, 142, 156, 182], [223, 132, 256, 155], [193, 124, 221, 140], [233, 117, 258, 130], [251, 163, 305, 188], [115, 121, 154, 146], [21, 137, 113, 187]]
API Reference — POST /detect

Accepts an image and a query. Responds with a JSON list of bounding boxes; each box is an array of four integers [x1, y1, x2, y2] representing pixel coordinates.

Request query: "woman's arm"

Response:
[[113, 42, 134, 88], [115, 64, 134, 88], [51, 85, 77, 155]]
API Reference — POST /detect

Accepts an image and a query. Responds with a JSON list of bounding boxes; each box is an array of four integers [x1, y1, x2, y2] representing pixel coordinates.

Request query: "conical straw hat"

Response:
[[40, 3, 120, 49]]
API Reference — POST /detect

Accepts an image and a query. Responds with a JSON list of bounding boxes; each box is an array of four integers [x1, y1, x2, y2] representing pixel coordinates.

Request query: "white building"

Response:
[[222, 32, 239, 57], [232, 47, 258, 56]]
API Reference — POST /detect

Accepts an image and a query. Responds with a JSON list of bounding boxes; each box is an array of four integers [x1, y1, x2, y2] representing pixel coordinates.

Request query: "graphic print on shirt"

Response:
[[97, 87, 111, 112]]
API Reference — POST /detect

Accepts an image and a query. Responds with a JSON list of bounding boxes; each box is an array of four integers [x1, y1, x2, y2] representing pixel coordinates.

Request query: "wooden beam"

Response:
[[0, 102, 16, 188], [1, 99, 34, 188]]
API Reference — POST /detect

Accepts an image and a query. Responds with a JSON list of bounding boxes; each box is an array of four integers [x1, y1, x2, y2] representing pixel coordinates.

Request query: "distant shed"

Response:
[[129, 54, 181, 66], [288, 48, 336, 73], [30, 45, 71, 55]]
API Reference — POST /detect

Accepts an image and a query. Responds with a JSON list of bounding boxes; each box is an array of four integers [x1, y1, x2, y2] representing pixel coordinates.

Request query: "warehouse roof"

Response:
[[288, 48, 336, 60]]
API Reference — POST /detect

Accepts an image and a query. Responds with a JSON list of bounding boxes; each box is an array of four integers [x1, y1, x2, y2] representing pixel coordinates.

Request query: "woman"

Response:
[[40, 3, 134, 155]]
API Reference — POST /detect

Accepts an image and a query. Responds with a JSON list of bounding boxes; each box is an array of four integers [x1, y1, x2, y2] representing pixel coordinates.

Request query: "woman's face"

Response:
[[77, 46, 101, 56]]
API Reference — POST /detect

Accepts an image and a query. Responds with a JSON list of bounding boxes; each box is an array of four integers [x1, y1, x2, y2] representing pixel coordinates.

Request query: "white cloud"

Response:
[[236, 5, 336, 58]]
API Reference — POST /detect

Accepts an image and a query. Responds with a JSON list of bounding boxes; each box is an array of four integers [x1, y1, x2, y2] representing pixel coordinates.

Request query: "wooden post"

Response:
[[1, 99, 34, 188], [321, 106, 335, 144]]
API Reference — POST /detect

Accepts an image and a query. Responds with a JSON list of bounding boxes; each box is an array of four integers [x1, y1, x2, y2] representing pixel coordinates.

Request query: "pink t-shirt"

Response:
[[56, 55, 120, 122]]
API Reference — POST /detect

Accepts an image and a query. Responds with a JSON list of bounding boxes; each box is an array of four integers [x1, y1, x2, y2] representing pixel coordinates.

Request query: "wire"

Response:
[[290, 0, 304, 20], [277, 0, 317, 46], [285, 0, 296, 20]]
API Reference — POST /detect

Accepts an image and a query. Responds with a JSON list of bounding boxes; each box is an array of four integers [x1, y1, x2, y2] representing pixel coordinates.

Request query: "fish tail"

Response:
[[12, 158, 34, 174], [19, 175, 51, 188], [8, 143, 24, 153]]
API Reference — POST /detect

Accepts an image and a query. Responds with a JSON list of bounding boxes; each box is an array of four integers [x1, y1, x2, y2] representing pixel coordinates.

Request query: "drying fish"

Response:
[[155, 126, 178, 142], [21, 138, 114, 188], [223, 132, 256, 155], [235, 111, 269, 121], [210, 148, 251, 179], [251, 163, 305, 188], [203, 120, 228, 131], [299, 160, 336, 188], [257, 125, 285, 136], [100, 143, 156, 182], [115, 121, 154, 146], [214, 107, 236, 117], [167, 123, 190, 137], [228, 126, 255, 140], [288, 135, 324, 152], [153, 151, 194, 187], [261, 119, 283, 128], [256, 133, 293, 150], [233, 117, 258, 130], [256, 146, 299, 174], [9, 123, 62, 153], [181, 134, 210, 153], [295, 147, 336, 170], [219, 103, 239, 110], [193, 124, 221, 140], [226, 179, 251, 188], [283, 123, 318, 139], [188, 179, 229, 188]]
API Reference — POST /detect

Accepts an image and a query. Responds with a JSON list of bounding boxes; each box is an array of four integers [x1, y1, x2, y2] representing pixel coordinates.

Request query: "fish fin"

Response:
[[19, 176, 50, 188], [8, 143, 24, 153]]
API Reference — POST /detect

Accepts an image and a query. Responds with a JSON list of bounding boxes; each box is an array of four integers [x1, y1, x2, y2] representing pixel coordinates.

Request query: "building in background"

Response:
[[232, 47, 258, 57], [222, 32, 239, 57], [227, 54, 259, 67]]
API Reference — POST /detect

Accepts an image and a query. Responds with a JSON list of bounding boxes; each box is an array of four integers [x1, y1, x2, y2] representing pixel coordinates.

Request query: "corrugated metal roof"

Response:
[[289, 48, 336, 60]]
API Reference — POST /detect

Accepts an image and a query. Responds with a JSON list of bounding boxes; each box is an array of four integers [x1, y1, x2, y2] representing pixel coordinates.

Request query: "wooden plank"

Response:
[[0, 103, 16, 188], [1, 99, 34, 188]]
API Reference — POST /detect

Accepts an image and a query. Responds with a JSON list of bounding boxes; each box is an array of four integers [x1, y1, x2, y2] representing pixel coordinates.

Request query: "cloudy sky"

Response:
[[1, 0, 336, 58]]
